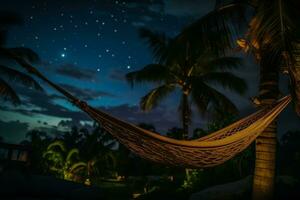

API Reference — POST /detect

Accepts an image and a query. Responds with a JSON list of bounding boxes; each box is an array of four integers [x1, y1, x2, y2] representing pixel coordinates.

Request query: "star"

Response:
[[127, 65, 131, 69], [61, 53, 66, 58], [97, 68, 100, 72]]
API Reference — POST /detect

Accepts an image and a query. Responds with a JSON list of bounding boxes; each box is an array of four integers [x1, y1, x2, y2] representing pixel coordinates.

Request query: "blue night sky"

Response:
[[0, 0, 299, 143]]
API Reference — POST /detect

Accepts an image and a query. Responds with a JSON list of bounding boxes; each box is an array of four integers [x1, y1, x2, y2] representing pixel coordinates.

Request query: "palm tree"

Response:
[[43, 140, 86, 181], [126, 28, 247, 139], [79, 124, 117, 183], [0, 12, 43, 104], [179, 0, 300, 199]]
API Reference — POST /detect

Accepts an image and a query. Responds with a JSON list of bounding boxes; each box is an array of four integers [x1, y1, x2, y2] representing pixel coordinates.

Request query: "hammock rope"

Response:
[[24, 63, 291, 168]]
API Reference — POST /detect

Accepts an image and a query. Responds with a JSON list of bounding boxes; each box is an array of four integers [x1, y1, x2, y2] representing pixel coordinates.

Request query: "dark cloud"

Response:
[[6, 85, 90, 122], [56, 64, 97, 81], [121, 0, 215, 18], [132, 21, 146, 27], [109, 69, 126, 81], [59, 83, 115, 101]]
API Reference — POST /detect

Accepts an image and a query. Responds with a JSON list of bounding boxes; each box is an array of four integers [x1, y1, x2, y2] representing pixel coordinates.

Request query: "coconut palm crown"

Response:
[[126, 28, 247, 139]]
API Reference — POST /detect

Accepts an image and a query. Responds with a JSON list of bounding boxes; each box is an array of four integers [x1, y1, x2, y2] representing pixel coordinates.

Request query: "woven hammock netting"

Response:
[[26, 64, 291, 168]]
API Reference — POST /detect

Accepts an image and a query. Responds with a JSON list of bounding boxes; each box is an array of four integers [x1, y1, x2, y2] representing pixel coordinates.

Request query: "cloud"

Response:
[[163, 0, 215, 17], [4, 85, 90, 122], [58, 83, 115, 101], [56, 64, 97, 81], [109, 69, 126, 81], [132, 22, 146, 27]]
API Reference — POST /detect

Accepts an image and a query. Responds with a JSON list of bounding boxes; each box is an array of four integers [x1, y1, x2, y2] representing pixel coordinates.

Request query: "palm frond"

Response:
[[202, 71, 248, 95], [47, 140, 66, 152], [66, 148, 80, 162], [140, 84, 176, 111], [0, 77, 20, 104], [69, 162, 87, 173], [0, 12, 22, 26], [191, 79, 238, 116], [176, 2, 248, 55], [7, 47, 40, 63], [201, 56, 243, 71], [126, 64, 171, 87], [0, 65, 43, 91], [207, 84, 239, 115], [43, 149, 56, 158], [139, 28, 170, 63], [248, 0, 299, 68]]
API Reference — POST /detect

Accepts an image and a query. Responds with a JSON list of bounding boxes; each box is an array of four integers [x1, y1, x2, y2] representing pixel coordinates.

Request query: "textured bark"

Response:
[[252, 61, 279, 200], [182, 93, 190, 140]]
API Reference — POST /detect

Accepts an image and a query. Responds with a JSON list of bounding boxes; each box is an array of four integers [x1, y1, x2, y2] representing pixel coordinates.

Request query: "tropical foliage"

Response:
[[43, 140, 87, 181]]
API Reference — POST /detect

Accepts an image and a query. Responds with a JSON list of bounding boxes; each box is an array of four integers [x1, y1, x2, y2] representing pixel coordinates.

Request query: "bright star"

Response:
[[61, 53, 66, 58]]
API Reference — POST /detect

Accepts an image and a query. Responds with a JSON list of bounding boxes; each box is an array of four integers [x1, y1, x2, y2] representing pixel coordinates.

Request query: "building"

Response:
[[0, 142, 31, 172]]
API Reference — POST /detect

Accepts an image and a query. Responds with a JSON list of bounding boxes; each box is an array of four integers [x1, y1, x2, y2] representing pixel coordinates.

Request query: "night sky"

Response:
[[0, 0, 299, 143]]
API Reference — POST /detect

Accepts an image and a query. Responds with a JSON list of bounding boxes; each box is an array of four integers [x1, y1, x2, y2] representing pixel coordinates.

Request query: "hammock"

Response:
[[23, 63, 291, 168]]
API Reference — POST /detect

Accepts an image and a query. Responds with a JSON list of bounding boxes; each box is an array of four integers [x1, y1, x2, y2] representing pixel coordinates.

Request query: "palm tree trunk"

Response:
[[182, 93, 189, 140], [252, 61, 279, 200], [181, 92, 192, 181]]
